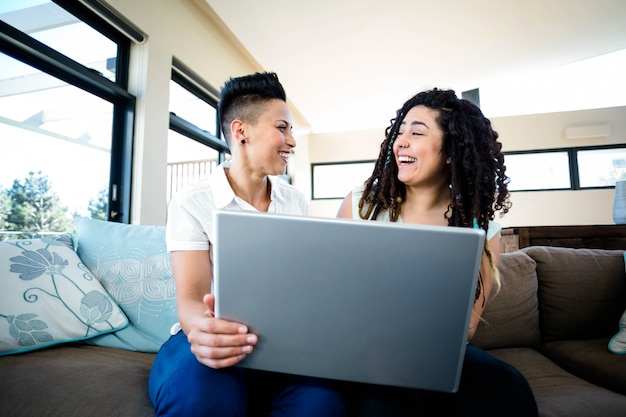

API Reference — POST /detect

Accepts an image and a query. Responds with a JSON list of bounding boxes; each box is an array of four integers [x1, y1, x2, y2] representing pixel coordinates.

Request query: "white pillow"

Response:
[[0, 234, 128, 356]]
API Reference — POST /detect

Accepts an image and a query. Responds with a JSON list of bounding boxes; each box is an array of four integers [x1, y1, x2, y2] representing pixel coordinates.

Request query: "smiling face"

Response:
[[392, 105, 449, 188], [245, 98, 295, 176]]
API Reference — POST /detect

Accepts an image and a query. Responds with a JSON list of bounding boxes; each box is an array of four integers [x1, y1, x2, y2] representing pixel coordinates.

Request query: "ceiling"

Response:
[[203, 0, 626, 133]]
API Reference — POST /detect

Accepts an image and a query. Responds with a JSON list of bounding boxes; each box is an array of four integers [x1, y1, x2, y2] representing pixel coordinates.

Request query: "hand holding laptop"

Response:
[[182, 290, 258, 369]]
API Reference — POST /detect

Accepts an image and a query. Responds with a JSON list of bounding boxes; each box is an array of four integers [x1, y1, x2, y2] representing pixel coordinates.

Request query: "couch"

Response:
[[471, 246, 626, 417], [1, 218, 626, 416]]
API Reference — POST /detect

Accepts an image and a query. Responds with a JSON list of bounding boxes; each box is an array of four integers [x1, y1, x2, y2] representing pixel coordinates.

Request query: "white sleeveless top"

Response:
[[350, 185, 501, 241]]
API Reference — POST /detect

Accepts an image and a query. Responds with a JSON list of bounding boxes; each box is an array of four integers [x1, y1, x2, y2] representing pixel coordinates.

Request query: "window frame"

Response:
[[170, 57, 229, 160], [504, 144, 625, 192], [311, 160, 375, 200], [0, 0, 136, 223]]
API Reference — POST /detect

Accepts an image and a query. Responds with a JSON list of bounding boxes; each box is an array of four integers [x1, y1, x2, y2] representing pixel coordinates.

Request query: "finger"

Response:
[[191, 341, 256, 369], [203, 293, 215, 313], [203, 317, 250, 336], [197, 352, 250, 369], [188, 320, 257, 347]]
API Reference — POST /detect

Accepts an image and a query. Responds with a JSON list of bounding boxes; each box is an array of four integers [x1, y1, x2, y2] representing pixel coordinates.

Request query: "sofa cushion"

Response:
[[541, 337, 626, 396], [0, 235, 128, 356], [472, 250, 541, 349], [525, 246, 626, 342], [74, 217, 177, 353], [0, 344, 155, 417], [489, 347, 626, 417]]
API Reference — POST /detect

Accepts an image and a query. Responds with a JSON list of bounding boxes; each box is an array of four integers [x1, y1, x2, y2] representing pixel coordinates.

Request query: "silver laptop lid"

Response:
[[214, 210, 485, 392]]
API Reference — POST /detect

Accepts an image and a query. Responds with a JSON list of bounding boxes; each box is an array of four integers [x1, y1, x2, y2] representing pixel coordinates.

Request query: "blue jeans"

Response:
[[348, 343, 538, 417], [148, 331, 347, 417]]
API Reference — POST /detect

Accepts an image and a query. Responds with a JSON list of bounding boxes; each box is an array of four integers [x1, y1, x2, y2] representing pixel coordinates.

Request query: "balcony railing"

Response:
[[167, 159, 218, 202]]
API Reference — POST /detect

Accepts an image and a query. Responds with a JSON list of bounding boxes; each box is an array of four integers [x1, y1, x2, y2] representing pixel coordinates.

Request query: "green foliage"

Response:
[[0, 188, 11, 230], [4, 171, 72, 236], [88, 187, 108, 220]]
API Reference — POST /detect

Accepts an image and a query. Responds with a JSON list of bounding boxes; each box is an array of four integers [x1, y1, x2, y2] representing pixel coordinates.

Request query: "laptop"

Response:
[[213, 210, 485, 392]]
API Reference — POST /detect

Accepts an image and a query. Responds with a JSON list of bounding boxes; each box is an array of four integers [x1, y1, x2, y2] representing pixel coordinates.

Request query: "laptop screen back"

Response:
[[213, 210, 485, 392]]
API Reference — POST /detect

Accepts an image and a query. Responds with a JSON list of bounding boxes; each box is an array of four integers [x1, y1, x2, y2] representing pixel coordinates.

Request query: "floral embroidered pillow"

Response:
[[0, 234, 128, 356]]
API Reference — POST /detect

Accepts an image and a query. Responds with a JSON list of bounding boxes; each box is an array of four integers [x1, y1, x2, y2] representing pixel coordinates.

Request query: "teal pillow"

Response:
[[608, 252, 626, 354], [74, 217, 177, 352], [609, 308, 626, 354], [0, 234, 128, 356]]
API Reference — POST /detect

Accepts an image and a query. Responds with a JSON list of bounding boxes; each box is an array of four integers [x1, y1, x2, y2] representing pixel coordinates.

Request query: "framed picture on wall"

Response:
[[311, 160, 375, 200]]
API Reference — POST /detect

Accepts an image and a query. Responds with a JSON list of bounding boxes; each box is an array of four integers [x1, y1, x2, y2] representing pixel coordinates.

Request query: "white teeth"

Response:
[[398, 155, 416, 162], [279, 152, 290, 159]]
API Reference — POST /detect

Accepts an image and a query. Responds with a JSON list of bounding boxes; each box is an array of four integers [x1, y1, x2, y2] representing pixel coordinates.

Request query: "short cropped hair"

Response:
[[218, 72, 286, 144]]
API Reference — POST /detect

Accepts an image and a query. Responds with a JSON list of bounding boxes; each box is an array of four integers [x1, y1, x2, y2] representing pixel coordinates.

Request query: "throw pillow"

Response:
[[609, 308, 626, 354], [74, 217, 177, 352], [525, 246, 626, 342], [472, 250, 540, 349], [0, 234, 128, 356], [608, 252, 626, 354]]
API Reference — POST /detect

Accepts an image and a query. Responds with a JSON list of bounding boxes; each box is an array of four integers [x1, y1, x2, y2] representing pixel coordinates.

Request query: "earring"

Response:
[[241, 139, 246, 144]]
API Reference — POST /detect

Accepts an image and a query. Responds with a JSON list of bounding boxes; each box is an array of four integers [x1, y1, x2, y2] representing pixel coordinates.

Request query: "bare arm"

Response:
[[336, 191, 353, 219], [171, 250, 257, 368], [466, 232, 500, 341]]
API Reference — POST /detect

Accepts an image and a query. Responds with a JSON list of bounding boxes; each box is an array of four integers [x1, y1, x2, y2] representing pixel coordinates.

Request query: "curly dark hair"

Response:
[[358, 88, 511, 302], [359, 88, 510, 227]]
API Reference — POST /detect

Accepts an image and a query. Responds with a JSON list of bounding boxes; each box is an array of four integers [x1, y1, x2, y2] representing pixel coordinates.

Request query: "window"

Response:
[[311, 161, 375, 200], [167, 58, 229, 203], [504, 151, 571, 191], [0, 0, 135, 240], [504, 145, 626, 192], [577, 147, 626, 187]]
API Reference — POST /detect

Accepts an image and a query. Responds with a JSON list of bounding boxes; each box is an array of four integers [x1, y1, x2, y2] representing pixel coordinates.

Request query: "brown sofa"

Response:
[[472, 246, 626, 416], [1, 246, 626, 416]]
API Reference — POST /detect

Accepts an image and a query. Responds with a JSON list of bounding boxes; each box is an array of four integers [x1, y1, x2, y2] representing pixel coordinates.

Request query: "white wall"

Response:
[[105, 0, 625, 228], [107, 0, 260, 225], [110, 0, 312, 225], [303, 106, 626, 226], [492, 106, 626, 227]]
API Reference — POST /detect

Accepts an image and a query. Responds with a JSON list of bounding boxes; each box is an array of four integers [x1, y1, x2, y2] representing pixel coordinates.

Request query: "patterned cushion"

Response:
[[74, 217, 177, 352], [0, 234, 128, 356]]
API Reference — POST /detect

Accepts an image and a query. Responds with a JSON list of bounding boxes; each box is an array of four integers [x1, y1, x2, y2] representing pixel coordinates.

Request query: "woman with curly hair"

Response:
[[337, 88, 537, 416]]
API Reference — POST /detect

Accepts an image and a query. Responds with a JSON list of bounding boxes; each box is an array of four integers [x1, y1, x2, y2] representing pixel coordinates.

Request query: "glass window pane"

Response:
[[577, 148, 626, 187], [505, 152, 571, 191], [167, 130, 221, 203], [169, 80, 217, 136], [312, 162, 375, 199], [0, 52, 112, 239], [0, 0, 118, 82]]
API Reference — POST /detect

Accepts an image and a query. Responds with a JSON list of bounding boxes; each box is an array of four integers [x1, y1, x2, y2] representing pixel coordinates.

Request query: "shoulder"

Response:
[[487, 221, 502, 241], [169, 177, 213, 206], [352, 184, 365, 200], [350, 184, 375, 220]]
